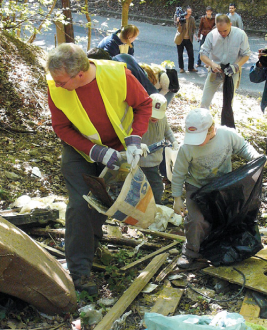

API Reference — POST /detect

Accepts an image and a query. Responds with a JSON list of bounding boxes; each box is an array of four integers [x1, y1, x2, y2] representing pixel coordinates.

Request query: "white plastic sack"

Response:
[[144, 311, 251, 330], [148, 204, 182, 231]]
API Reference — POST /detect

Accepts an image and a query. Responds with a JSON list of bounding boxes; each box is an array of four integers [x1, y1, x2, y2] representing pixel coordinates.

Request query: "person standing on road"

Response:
[[98, 24, 139, 57], [227, 3, 243, 29], [199, 14, 250, 126], [196, 6, 215, 68], [46, 43, 152, 295], [174, 6, 198, 73]]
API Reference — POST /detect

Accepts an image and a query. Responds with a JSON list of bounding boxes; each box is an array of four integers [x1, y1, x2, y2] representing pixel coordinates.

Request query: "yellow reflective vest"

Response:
[[47, 59, 133, 162]]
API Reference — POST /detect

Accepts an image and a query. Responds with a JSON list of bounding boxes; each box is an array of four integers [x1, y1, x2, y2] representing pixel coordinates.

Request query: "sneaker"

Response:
[[180, 69, 185, 73], [188, 68, 198, 72], [196, 64, 203, 68], [73, 275, 98, 295]]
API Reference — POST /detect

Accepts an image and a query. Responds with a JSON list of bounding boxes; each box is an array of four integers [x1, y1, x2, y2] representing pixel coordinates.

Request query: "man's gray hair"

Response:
[[216, 14, 231, 25], [46, 43, 89, 77]]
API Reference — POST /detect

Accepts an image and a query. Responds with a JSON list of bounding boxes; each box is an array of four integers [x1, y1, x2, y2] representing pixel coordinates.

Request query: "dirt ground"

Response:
[[1, 29, 267, 329]]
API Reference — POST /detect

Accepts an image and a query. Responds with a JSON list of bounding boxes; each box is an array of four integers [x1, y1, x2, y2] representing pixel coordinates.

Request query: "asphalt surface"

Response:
[[33, 13, 266, 96]]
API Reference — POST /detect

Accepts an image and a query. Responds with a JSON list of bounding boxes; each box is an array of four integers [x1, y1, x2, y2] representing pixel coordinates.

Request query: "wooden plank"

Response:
[[240, 291, 260, 318], [203, 257, 267, 295], [128, 226, 186, 242], [94, 253, 169, 330], [255, 246, 267, 260], [36, 241, 65, 258], [244, 317, 267, 327], [150, 286, 184, 315], [120, 241, 178, 271], [155, 255, 179, 283]]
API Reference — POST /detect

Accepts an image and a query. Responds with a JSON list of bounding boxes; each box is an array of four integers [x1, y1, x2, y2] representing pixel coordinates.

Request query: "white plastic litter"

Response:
[[144, 311, 252, 330], [9, 195, 67, 220], [111, 311, 132, 330], [148, 205, 182, 232], [78, 304, 103, 325]]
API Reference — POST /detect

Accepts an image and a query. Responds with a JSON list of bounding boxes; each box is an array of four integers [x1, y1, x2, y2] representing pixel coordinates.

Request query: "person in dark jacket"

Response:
[[250, 49, 267, 113], [98, 25, 139, 57], [87, 48, 157, 95]]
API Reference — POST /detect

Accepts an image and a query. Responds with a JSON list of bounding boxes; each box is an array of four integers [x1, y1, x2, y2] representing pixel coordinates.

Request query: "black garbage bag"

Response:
[[191, 155, 266, 266]]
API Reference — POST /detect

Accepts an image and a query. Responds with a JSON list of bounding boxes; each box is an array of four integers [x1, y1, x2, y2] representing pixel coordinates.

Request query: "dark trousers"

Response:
[[140, 166, 163, 205], [177, 39, 194, 70], [61, 144, 107, 280], [197, 35, 206, 66]]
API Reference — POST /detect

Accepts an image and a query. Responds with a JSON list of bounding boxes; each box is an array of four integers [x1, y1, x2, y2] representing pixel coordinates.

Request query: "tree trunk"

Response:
[[121, 0, 132, 27], [62, 0, 74, 43], [84, 0, 91, 51]]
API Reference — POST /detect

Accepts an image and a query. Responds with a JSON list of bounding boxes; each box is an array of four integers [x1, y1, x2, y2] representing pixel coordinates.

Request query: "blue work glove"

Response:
[[224, 64, 239, 77], [124, 135, 142, 169], [90, 145, 122, 170]]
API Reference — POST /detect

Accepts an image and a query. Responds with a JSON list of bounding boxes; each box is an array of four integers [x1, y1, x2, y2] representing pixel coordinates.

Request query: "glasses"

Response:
[[55, 76, 73, 88]]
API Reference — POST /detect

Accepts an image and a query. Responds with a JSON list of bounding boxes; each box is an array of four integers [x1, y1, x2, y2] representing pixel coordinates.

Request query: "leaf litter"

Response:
[[1, 31, 267, 329]]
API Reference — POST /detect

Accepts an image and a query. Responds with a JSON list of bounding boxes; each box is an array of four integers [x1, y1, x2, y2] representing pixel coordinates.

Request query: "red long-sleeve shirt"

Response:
[[48, 68, 152, 155]]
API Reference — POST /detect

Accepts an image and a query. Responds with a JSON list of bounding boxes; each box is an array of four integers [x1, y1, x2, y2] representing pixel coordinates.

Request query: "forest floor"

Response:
[[1, 30, 267, 329]]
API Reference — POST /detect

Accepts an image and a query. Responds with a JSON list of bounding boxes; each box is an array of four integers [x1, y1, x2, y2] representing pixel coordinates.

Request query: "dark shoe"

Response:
[[177, 255, 196, 269], [188, 68, 198, 72], [73, 275, 98, 295], [180, 69, 185, 73], [177, 255, 209, 270]]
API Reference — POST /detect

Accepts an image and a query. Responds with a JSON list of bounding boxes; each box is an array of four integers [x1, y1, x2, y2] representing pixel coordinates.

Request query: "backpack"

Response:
[[166, 68, 180, 93], [159, 69, 180, 93]]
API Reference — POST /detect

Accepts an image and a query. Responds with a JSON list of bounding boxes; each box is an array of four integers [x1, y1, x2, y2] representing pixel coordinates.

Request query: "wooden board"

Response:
[[203, 257, 267, 295], [150, 287, 184, 315], [94, 253, 169, 330], [120, 241, 178, 271], [256, 246, 267, 260], [240, 291, 260, 318], [0, 216, 76, 315]]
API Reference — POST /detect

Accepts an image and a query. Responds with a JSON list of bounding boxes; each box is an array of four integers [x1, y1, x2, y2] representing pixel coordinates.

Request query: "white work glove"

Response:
[[224, 64, 239, 77], [141, 143, 150, 158], [90, 145, 122, 170], [172, 140, 179, 151], [173, 196, 185, 216], [124, 135, 143, 169]]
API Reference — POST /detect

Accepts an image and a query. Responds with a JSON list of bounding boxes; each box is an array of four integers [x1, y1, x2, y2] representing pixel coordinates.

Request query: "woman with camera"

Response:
[[174, 6, 198, 73]]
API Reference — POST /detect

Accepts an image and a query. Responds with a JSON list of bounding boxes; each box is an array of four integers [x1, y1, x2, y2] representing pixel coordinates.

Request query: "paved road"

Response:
[[33, 14, 266, 96]]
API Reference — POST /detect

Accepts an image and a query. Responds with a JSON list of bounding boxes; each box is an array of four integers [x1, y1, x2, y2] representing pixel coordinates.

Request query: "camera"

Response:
[[175, 7, 187, 24]]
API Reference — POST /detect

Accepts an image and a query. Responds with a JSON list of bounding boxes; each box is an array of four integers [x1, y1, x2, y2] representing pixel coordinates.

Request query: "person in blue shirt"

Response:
[[97, 25, 139, 57]]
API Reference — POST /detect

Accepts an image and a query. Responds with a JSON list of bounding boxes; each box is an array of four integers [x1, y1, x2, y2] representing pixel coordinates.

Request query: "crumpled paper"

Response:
[[148, 205, 182, 232]]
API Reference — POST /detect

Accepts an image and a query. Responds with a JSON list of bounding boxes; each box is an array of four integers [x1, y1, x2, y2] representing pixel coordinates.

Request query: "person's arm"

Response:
[[48, 91, 95, 155], [198, 17, 203, 39], [200, 34, 222, 72], [235, 32, 250, 68], [238, 15, 244, 30], [231, 129, 261, 161], [164, 120, 176, 143], [124, 69, 152, 137], [172, 146, 190, 197], [172, 146, 190, 215]]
